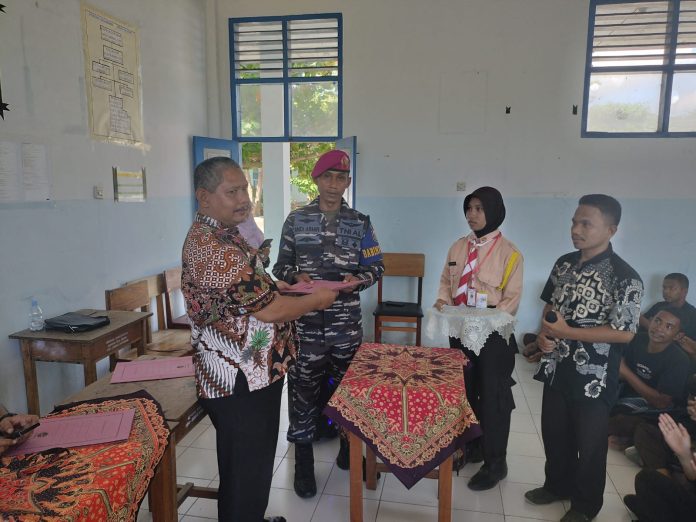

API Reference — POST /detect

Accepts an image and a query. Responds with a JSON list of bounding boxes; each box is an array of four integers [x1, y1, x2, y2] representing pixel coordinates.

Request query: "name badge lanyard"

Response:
[[468, 233, 501, 290]]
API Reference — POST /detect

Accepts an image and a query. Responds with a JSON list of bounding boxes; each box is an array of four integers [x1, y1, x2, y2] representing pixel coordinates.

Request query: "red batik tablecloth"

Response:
[[0, 392, 169, 522], [324, 343, 480, 489]]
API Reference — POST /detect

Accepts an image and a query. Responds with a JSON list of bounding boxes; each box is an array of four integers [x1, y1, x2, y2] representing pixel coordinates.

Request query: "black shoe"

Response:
[[336, 436, 380, 481], [293, 443, 316, 498], [524, 487, 568, 505], [467, 461, 507, 491], [623, 493, 641, 519], [263, 517, 287, 522]]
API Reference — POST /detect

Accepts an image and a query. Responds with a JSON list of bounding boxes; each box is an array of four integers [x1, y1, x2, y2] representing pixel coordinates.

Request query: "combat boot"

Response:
[[336, 434, 380, 481], [293, 443, 317, 498]]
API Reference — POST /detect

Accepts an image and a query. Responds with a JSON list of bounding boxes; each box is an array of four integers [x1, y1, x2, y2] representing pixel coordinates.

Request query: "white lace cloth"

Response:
[[425, 305, 516, 355]]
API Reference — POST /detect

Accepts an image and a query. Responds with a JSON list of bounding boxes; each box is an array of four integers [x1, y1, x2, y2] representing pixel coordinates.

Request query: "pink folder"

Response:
[[6, 409, 135, 456], [111, 356, 195, 383], [280, 279, 363, 294]]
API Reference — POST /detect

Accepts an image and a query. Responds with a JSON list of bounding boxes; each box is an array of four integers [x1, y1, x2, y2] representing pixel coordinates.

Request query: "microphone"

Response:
[[543, 310, 559, 347]]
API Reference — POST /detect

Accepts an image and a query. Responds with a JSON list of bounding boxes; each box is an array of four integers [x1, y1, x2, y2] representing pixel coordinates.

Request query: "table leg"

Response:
[[365, 446, 377, 490], [20, 341, 40, 416], [83, 360, 98, 386], [149, 431, 177, 522], [139, 318, 148, 355], [349, 432, 363, 522], [437, 455, 453, 522]]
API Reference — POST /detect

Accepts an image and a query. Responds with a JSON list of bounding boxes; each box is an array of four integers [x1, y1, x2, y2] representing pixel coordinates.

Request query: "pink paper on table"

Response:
[[111, 356, 195, 383], [6, 409, 135, 456], [280, 279, 363, 294]]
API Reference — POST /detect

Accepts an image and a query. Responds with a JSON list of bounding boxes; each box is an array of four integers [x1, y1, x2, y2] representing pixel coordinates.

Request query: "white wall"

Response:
[[213, 0, 696, 344], [0, 0, 207, 413]]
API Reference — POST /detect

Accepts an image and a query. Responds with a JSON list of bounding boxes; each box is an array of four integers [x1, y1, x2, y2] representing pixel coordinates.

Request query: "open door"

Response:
[[192, 136, 240, 167], [334, 136, 357, 208]]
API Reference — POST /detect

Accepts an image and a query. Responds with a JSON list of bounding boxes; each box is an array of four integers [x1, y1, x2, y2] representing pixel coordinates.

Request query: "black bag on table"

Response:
[[44, 312, 110, 333]]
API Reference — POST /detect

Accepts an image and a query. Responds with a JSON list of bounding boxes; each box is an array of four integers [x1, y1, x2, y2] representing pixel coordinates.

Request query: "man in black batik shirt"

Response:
[[524, 195, 643, 522]]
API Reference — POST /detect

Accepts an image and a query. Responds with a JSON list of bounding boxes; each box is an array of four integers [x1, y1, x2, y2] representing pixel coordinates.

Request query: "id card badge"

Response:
[[467, 288, 477, 307], [476, 292, 488, 309]]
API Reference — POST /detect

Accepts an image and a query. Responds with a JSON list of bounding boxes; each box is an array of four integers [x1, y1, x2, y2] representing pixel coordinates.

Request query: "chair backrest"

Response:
[[163, 267, 183, 328], [378, 253, 425, 304], [126, 274, 167, 329], [164, 267, 182, 293], [105, 280, 151, 312]]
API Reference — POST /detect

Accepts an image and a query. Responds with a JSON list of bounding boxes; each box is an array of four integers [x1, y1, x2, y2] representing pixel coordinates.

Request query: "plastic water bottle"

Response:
[[29, 298, 44, 331]]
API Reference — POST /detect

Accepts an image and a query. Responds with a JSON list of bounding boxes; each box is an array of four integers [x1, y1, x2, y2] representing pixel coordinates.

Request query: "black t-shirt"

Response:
[[534, 244, 644, 405], [621, 333, 689, 400], [643, 300, 696, 340]]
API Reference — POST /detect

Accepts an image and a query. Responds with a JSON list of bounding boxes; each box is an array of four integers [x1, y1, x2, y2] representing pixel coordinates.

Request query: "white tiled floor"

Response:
[[137, 355, 640, 521]]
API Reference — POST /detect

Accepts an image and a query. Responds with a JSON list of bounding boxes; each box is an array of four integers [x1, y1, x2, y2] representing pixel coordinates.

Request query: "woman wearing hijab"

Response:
[[435, 186, 524, 491]]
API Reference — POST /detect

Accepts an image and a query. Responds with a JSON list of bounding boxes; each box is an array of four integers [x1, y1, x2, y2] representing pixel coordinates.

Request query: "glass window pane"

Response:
[[669, 72, 696, 132], [290, 82, 338, 137], [238, 83, 285, 138], [586, 72, 662, 132]]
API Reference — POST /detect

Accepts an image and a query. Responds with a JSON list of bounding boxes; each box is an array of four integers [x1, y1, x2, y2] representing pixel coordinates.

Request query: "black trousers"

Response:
[[450, 331, 516, 465], [199, 375, 284, 522], [630, 468, 696, 522], [540, 384, 609, 518]]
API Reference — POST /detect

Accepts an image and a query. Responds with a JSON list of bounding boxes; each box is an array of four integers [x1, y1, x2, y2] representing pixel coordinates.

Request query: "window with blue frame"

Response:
[[583, 0, 696, 137], [230, 14, 342, 142]]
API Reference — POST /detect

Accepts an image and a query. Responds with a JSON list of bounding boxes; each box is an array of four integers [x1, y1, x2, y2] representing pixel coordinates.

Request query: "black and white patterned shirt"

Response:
[[534, 244, 643, 404]]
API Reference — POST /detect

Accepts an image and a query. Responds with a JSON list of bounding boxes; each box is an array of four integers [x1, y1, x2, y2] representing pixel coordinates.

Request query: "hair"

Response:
[[193, 157, 241, 192], [665, 273, 689, 289], [578, 194, 622, 226], [656, 306, 685, 331]]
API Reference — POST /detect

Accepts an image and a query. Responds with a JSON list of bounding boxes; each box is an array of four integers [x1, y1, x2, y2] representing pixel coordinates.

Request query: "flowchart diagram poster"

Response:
[[82, 4, 144, 147]]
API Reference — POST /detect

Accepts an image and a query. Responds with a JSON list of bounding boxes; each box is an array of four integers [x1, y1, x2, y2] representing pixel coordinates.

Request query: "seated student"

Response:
[[623, 412, 696, 522], [608, 308, 690, 449], [640, 273, 696, 361], [0, 405, 39, 456], [632, 386, 696, 475]]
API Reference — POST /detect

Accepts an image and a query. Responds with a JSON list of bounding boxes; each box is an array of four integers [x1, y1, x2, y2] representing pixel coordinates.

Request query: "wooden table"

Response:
[[10, 309, 151, 415], [62, 356, 214, 517], [325, 343, 480, 522]]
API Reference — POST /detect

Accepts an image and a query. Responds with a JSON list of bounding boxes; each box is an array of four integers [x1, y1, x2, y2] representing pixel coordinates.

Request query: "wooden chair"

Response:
[[105, 281, 152, 368], [106, 278, 192, 366], [163, 267, 189, 329], [373, 253, 425, 346]]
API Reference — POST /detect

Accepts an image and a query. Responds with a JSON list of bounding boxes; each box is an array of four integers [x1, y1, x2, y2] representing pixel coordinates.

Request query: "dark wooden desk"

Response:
[[10, 309, 151, 415], [62, 356, 214, 515]]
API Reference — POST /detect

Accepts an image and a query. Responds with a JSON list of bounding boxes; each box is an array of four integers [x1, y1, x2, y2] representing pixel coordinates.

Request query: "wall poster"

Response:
[[81, 4, 144, 147]]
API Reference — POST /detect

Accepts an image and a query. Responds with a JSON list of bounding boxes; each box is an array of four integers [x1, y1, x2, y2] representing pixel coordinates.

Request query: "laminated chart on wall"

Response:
[[113, 167, 146, 202], [81, 4, 144, 147]]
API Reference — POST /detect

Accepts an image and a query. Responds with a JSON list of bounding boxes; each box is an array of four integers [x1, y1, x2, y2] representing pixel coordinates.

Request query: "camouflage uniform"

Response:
[[273, 197, 384, 443]]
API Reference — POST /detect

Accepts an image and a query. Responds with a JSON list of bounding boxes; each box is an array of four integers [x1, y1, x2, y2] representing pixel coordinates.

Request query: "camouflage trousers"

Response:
[[286, 336, 360, 444]]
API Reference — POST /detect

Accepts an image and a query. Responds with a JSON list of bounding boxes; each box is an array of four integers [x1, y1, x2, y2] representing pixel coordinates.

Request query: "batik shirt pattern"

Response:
[[182, 213, 297, 399], [272, 198, 384, 348], [534, 245, 643, 404]]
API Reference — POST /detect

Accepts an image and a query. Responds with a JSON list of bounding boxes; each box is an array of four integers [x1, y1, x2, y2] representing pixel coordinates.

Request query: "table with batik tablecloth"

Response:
[[324, 343, 480, 522], [0, 391, 172, 522], [425, 305, 516, 355]]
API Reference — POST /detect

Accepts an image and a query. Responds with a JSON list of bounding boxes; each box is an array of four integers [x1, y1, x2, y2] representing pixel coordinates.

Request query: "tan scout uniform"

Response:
[[437, 230, 523, 314]]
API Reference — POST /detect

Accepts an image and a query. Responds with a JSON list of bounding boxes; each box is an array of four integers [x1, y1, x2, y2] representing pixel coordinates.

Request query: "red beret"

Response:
[[311, 150, 351, 179]]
